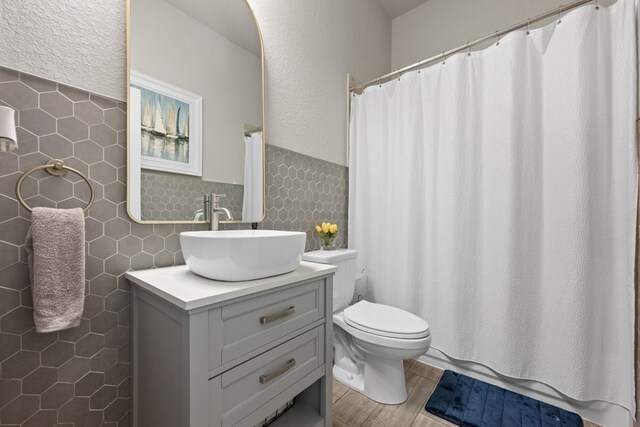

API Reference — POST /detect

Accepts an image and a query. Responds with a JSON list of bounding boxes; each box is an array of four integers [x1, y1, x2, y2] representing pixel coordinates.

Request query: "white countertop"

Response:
[[125, 262, 337, 311]]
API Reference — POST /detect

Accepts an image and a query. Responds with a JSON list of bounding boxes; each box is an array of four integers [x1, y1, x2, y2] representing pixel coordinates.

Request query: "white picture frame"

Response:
[[130, 70, 203, 176]]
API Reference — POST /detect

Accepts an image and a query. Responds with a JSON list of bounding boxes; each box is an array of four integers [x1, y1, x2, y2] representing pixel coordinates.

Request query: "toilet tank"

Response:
[[302, 249, 357, 312]]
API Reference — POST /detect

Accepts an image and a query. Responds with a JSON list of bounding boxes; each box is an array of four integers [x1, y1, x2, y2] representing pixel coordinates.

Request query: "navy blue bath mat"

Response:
[[425, 370, 583, 427]]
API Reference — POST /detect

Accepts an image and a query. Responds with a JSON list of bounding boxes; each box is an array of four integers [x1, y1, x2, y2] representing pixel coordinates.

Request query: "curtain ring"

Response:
[[526, 19, 531, 35], [595, 0, 599, 10], [557, 6, 563, 24], [466, 42, 471, 56], [495, 31, 500, 46], [442, 51, 446, 65]]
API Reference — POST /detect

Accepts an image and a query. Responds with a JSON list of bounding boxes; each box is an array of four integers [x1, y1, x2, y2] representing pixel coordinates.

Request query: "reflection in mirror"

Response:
[[241, 125, 264, 223], [127, 0, 264, 223]]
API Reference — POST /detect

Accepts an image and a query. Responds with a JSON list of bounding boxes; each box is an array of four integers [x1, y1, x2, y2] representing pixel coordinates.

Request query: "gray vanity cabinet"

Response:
[[126, 263, 335, 427]]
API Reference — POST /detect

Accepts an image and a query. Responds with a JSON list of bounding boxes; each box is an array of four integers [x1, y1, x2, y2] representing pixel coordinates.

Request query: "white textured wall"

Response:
[[247, 0, 391, 165], [132, 0, 261, 185], [0, 0, 391, 166], [0, 0, 126, 100]]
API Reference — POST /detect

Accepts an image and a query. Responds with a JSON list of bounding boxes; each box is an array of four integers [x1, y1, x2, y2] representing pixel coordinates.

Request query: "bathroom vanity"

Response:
[[125, 262, 336, 427]]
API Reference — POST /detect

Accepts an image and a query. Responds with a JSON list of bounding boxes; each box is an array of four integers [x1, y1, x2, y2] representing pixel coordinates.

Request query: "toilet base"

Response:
[[333, 354, 408, 405], [333, 363, 365, 396]]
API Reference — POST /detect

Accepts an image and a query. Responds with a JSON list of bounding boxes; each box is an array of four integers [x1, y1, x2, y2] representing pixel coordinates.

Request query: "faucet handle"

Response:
[[211, 193, 226, 203]]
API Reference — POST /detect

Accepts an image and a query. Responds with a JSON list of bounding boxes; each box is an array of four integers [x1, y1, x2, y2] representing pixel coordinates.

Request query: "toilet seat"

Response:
[[334, 311, 431, 352], [343, 300, 430, 339]]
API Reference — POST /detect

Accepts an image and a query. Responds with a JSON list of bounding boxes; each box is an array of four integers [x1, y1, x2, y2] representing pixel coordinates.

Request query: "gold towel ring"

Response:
[[15, 159, 95, 213]]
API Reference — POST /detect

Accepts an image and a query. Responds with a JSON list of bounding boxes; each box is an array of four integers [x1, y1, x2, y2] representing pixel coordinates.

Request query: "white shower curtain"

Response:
[[242, 132, 264, 222], [349, 0, 637, 413]]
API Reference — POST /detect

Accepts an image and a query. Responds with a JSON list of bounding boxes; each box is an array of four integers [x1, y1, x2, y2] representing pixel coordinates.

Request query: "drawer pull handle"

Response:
[[259, 358, 296, 384], [260, 306, 295, 325]]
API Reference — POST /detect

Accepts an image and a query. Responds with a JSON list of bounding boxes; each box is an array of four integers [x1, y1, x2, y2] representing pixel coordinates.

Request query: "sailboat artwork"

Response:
[[175, 106, 189, 140], [131, 70, 202, 177], [137, 86, 191, 164]]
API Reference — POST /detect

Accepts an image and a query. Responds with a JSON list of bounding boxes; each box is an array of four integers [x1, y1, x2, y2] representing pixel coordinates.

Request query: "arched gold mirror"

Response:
[[126, 0, 264, 224]]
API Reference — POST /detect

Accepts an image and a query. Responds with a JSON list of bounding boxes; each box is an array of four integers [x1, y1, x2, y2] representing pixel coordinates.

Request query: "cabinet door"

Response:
[[209, 326, 324, 427], [210, 280, 324, 368]]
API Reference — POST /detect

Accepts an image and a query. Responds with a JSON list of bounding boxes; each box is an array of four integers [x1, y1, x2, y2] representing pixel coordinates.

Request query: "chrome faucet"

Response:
[[206, 193, 233, 230]]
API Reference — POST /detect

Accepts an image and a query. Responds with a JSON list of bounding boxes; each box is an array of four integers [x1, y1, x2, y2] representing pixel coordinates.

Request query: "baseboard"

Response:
[[418, 349, 632, 427]]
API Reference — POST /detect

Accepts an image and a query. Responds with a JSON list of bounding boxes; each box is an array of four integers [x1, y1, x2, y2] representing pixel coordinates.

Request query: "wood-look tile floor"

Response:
[[331, 360, 601, 427]]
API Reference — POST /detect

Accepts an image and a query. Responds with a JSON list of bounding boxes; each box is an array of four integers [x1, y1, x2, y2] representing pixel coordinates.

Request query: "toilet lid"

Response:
[[343, 300, 430, 339]]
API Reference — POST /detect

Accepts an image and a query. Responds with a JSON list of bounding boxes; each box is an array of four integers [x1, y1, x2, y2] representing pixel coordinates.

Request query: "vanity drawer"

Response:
[[209, 325, 324, 427], [212, 280, 324, 366]]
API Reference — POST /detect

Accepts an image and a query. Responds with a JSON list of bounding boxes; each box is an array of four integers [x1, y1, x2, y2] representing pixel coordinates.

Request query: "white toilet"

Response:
[[302, 249, 431, 404]]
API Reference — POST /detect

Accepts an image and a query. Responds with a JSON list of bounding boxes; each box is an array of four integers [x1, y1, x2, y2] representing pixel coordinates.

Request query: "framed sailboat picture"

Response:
[[129, 70, 202, 176]]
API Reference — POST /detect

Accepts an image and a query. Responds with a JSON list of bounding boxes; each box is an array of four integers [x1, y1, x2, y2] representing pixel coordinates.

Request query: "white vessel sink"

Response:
[[179, 230, 307, 281]]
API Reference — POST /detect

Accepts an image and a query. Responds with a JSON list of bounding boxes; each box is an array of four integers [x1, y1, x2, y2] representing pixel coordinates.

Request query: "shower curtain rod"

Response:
[[351, 0, 596, 93]]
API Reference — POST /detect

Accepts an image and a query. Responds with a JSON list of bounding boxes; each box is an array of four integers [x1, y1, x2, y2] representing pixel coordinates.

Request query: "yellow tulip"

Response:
[[321, 223, 330, 233], [329, 224, 338, 234], [315, 225, 322, 233]]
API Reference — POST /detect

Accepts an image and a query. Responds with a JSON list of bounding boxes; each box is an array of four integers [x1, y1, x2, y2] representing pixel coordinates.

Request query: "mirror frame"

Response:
[[125, 0, 266, 224]]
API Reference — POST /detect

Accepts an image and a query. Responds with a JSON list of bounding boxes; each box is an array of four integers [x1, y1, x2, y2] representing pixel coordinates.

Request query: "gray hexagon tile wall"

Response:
[[0, 66, 347, 426]]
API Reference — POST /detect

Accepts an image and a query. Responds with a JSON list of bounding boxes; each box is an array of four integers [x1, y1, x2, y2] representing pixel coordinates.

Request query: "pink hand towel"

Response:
[[24, 207, 85, 333]]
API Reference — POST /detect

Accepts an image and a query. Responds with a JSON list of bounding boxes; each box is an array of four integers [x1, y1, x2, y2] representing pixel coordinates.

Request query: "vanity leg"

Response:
[[321, 276, 333, 426], [131, 287, 138, 427]]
